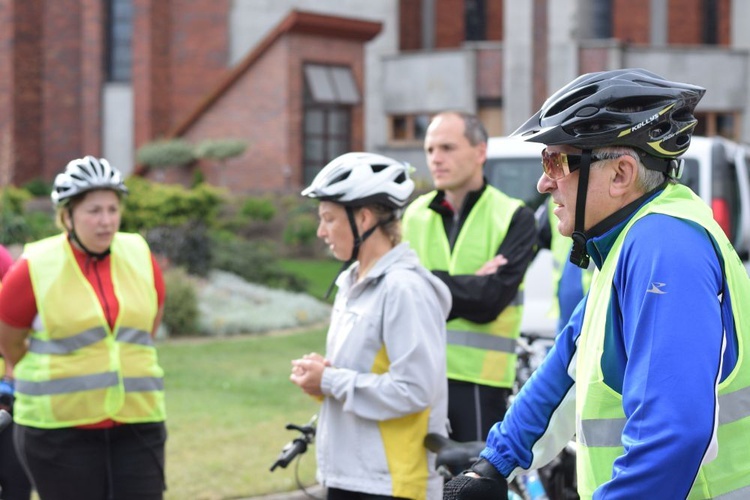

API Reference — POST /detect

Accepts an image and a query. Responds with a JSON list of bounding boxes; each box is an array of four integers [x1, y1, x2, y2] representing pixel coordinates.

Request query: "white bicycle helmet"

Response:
[[301, 152, 414, 208], [51, 155, 129, 207]]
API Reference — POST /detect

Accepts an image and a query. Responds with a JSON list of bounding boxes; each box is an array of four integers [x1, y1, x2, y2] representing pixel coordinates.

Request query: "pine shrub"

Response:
[[162, 267, 200, 336]]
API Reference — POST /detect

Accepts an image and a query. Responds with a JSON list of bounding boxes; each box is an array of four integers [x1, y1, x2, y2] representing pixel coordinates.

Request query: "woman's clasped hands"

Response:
[[290, 353, 331, 397]]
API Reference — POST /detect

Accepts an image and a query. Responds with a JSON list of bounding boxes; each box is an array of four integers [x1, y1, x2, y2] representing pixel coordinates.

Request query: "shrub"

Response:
[[0, 187, 56, 245], [0, 187, 31, 214], [283, 213, 318, 254], [0, 212, 30, 245], [240, 196, 276, 222], [195, 139, 247, 161], [121, 177, 226, 232], [23, 178, 53, 197], [136, 139, 196, 168], [22, 211, 58, 241], [162, 267, 199, 336], [211, 237, 307, 292], [146, 224, 212, 277]]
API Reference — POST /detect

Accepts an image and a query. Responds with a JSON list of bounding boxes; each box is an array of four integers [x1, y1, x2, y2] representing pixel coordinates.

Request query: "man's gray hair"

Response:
[[593, 146, 672, 192]]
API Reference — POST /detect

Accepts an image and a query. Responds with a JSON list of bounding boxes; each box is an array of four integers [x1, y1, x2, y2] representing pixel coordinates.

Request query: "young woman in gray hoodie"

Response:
[[291, 152, 452, 500]]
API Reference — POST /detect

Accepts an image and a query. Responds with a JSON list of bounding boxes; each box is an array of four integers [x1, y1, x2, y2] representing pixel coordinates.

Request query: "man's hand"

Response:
[[443, 458, 508, 500], [475, 255, 508, 276]]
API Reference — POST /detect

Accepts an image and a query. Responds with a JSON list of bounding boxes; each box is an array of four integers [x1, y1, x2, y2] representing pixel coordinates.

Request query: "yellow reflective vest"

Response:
[[577, 184, 750, 498], [403, 186, 524, 388], [13, 233, 166, 428]]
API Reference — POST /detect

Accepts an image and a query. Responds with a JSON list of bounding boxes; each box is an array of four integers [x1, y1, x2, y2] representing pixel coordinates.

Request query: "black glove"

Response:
[[443, 458, 508, 500]]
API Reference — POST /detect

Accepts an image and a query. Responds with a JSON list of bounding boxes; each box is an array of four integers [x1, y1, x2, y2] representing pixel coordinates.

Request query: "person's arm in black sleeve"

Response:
[[433, 205, 537, 323]]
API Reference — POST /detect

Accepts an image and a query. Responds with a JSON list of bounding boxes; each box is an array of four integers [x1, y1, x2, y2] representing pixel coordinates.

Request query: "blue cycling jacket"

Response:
[[481, 190, 740, 498]]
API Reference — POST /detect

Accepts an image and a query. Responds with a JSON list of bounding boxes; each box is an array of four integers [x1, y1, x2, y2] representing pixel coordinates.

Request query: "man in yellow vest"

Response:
[[402, 111, 536, 443], [445, 69, 750, 499]]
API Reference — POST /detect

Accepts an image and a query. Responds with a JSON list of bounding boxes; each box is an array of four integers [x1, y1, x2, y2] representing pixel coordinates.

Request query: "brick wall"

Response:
[[613, 0, 650, 44], [1, 1, 45, 185], [43, 0, 85, 178], [486, 0, 503, 41], [399, 0, 422, 50], [173, 33, 367, 193], [167, 0, 230, 133], [132, 0, 229, 150], [81, 0, 104, 158], [435, 0, 464, 48], [133, 0, 173, 148], [668, 0, 702, 44]]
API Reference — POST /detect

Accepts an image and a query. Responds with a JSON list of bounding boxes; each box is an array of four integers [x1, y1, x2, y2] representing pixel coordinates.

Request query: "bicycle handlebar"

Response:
[[424, 433, 485, 477], [269, 415, 317, 472]]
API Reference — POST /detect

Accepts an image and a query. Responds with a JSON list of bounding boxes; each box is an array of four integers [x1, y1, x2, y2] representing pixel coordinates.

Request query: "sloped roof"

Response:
[[168, 9, 383, 138]]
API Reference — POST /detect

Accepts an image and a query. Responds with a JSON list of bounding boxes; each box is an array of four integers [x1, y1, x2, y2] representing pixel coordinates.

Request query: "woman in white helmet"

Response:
[[290, 152, 452, 500], [0, 156, 167, 499]]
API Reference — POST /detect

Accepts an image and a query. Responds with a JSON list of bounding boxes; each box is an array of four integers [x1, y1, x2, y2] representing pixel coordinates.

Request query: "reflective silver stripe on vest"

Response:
[[117, 328, 154, 346], [580, 387, 750, 448], [718, 385, 750, 425], [578, 418, 626, 447], [510, 290, 524, 306], [16, 371, 119, 396], [447, 330, 517, 353], [27, 327, 107, 355], [124, 377, 164, 392], [715, 484, 750, 499]]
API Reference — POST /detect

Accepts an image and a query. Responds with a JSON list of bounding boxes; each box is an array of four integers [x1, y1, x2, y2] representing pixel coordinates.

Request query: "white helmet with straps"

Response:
[[301, 152, 414, 209], [51, 156, 129, 207]]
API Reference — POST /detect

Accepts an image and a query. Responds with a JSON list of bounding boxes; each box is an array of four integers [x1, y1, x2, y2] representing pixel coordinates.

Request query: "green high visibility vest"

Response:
[[403, 186, 524, 388], [14, 233, 166, 428], [576, 184, 750, 499]]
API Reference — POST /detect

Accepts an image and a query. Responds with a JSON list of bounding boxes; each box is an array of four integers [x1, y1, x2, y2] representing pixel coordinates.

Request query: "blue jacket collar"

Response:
[[585, 186, 666, 269]]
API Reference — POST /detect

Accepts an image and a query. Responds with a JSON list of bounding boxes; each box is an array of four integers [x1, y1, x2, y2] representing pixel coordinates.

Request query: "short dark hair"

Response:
[[434, 111, 488, 146]]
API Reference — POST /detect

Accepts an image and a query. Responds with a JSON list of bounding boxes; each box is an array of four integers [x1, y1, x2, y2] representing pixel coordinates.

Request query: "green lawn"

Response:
[[279, 257, 341, 302], [159, 327, 327, 499]]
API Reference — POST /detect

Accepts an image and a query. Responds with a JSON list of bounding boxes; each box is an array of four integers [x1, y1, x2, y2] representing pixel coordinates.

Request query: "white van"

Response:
[[485, 135, 750, 336]]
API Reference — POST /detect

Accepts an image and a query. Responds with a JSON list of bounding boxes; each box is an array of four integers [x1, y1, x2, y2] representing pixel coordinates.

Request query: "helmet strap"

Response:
[[569, 149, 592, 269], [323, 207, 394, 299]]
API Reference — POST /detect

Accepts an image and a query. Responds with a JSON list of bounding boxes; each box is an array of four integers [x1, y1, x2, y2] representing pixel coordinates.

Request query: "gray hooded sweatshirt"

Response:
[[317, 242, 451, 499]]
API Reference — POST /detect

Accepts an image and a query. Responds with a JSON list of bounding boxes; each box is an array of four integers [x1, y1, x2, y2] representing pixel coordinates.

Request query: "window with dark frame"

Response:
[[465, 0, 487, 41], [302, 64, 360, 185], [702, 0, 718, 45], [105, 0, 133, 82], [694, 111, 738, 141], [388, 114, 432, 144]]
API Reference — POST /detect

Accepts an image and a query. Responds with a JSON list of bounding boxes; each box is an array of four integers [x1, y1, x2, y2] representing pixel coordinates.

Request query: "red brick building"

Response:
[[0, 0, 742, 192], [0, 1, 380, 193]]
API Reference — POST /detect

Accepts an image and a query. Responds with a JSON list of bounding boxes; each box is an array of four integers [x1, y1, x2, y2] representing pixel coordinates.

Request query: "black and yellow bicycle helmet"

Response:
[[512, 68, 706, 172]]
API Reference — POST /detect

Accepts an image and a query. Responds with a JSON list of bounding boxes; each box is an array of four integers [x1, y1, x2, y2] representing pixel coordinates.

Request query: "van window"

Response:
[[678, 156, 740, 245], [484, 158, 547, 210], [713, 158, 741, 246], [678, 158, 700, 192]]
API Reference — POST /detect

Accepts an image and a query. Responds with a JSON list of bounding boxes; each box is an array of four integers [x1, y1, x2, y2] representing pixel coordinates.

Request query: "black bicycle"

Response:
[[423, 332, 578, 500], [270, 333, 578, 500], [269, 415, 320, 499]]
